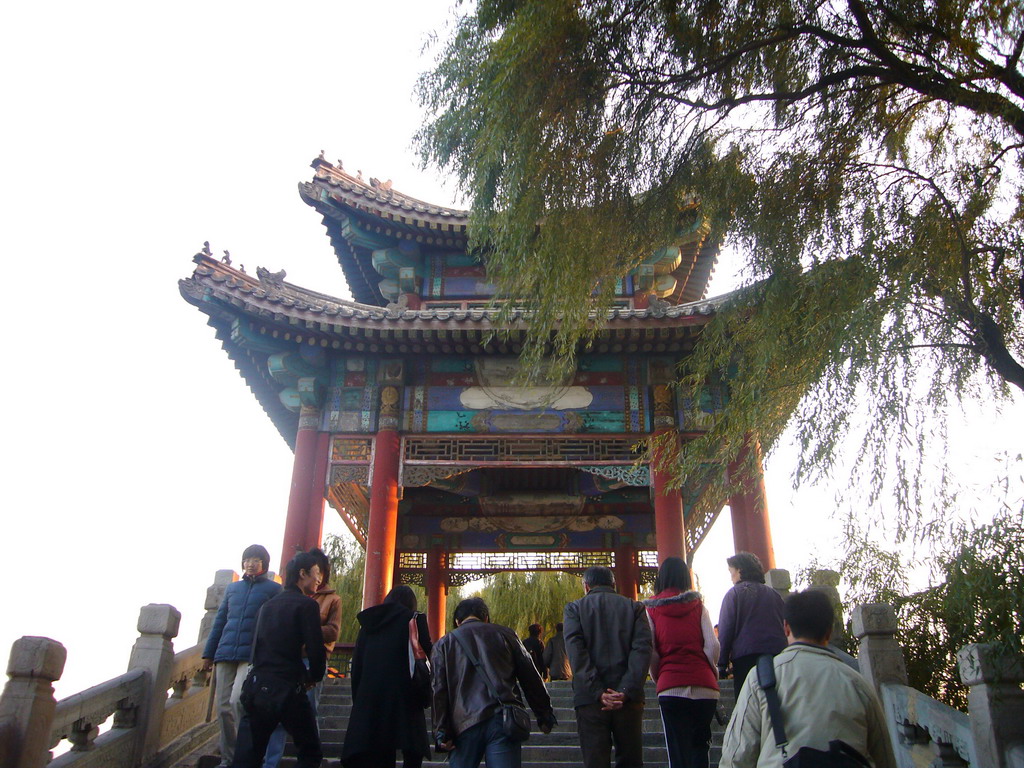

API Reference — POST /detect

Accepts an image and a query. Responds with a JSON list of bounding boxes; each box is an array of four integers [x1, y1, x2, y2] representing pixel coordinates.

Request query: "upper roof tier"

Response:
[[299, 155, 719, 307]]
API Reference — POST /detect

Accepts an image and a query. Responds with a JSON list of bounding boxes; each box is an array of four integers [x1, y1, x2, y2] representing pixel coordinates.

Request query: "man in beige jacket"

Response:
[[720, 590, 896, 768]]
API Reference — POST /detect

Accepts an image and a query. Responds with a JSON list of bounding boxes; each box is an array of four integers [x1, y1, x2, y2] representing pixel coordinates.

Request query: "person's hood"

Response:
[[643, 589, 703, 617], [356, 601, 411, 633]]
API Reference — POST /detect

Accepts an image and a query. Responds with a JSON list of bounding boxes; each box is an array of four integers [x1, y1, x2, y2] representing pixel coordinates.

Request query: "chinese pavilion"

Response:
[[179, 156, 775, 636]]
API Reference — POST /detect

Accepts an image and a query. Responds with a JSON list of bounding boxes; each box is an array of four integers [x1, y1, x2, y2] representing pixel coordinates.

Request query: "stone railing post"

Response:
[[126, 604, 181, 765], [198, 569, 236, 644], [808, 569, 846, 643], [958, 643, 1024, 768], [0, 637, 67, 768], [765, 568, 791, 599], [852, 603, 908, 694]]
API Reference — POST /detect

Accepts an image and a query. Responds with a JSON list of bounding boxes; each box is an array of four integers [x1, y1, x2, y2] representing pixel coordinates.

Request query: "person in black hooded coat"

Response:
[[341, 585, 433, 768]]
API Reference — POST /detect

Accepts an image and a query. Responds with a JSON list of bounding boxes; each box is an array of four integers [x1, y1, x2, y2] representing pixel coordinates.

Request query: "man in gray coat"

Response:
[[564, 566, 653, 768]]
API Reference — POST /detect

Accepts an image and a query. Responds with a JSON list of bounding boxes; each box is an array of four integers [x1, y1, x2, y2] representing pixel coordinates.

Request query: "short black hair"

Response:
[[653, 556, 693, 594], [784, 590, 834, 642], [384, 584, 418, 612], [727, 552, 765, 583], [241, 544, 271, 571], [285, 551, 319, 589], [309, 547, 330, 584], [583, 566, 615, 588], [528, 623, 542, 637], [454, 597, 489, 624]]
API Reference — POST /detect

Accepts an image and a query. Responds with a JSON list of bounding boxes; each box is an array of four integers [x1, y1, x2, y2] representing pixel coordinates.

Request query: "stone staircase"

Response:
[[274, 678, 735, 768]]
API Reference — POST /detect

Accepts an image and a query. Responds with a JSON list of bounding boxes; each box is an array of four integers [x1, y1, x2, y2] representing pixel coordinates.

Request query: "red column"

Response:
[[426, 548, 448, 640], [728, 440, 776, 569], [392, 549, 402, 592], [362, 427, 400, 609], [281, 406, 321, 572], [652, 430, 688, 563], [303, 431, 330, 550], [615, 545, 639, 600]]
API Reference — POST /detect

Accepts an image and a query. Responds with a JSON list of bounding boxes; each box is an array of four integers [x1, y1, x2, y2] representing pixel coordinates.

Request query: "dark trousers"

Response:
[[233, 689, 322, 768], [575, 701, 644, 768], [731, 654, 761, 700], [658, 696, 716, 768]]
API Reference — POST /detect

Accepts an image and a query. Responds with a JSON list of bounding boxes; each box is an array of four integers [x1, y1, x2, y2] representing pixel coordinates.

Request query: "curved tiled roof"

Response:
[[300, 155, 719, 307], [181, 255, 725, 334], [180, 252, 731, 446], [306, 155, 470, 231]]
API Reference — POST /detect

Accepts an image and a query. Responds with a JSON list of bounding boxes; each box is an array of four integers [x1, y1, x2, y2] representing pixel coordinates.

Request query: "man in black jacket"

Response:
[[431, 597, 556, 768], [564, 566, 652, 768], [232, 551, 326, 768]]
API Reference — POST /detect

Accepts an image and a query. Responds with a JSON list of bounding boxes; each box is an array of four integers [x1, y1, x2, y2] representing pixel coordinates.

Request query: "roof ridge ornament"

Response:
[[256, 267, 287, 299], [385, 293, 410, 318], [647, 294, 672, 318]]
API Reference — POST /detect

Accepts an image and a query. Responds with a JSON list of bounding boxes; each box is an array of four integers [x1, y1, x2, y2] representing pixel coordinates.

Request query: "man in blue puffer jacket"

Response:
[[203, 544, 282, 768]]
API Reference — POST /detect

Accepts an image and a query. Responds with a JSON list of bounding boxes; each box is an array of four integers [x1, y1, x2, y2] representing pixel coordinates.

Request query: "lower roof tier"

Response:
[[180, 253, 730, 445]]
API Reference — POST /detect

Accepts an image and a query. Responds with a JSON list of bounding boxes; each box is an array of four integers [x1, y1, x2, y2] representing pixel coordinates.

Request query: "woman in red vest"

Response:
[[644, 557, 721, 768]]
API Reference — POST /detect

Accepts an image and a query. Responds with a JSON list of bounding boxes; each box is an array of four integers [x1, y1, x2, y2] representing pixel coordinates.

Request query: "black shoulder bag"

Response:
[[452, 628, 531, 742], [756, 655, 871, 767], [239, 609, 303, 717]]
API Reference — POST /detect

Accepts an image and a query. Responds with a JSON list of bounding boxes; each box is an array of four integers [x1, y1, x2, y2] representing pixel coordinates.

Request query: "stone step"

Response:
[[278, 744, 722, 767], [265, 677, 735, 768], [318, 705, 676, 723], [311, 728, 723, 748]]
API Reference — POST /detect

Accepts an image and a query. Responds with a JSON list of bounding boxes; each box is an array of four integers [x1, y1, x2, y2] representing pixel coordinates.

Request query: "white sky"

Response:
[[1, 0, 1020, 704]]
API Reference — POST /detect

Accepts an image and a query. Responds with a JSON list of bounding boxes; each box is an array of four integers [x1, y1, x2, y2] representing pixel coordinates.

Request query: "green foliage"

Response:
[[473, 571, 585, 637], [419, 0, 1024, 532], [322, 533, 464, 641], [821, 482, 1024, 709], [321, 533, 366, 644]]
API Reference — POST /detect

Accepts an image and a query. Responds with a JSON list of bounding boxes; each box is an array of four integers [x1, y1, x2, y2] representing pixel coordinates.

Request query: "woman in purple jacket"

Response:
[[716, 552, 786, 698]]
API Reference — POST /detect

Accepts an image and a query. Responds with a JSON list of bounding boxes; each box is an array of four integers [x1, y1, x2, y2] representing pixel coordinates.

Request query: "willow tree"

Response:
[[418, 0, 1024, 532], [476, 572, 585, 637]]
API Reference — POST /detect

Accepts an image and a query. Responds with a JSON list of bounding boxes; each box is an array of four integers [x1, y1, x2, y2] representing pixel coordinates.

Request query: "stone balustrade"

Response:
[[853, 602, 1024, 768], [4, 566, 1023, 768], [49, 668, 148, 765], [0, 571, 232, 768]]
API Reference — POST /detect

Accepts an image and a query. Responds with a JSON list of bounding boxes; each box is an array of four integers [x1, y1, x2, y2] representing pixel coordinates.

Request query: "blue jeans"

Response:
[[449, 711, 521, 768], [261, 724, 287, 768]]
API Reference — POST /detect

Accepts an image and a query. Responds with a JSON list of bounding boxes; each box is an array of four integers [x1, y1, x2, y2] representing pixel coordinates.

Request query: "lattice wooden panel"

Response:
[[638, 550, 660, 569], [403, 435, 644, 464]]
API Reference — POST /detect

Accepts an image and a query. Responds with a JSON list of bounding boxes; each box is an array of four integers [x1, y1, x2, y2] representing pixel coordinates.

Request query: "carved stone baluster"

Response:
[[112, 698, 137, 729], [958, 642, 1024, 768], [933, 741, 969, 767], [170, 677, 189, 699], [68, 718, 99, 752], [193, 665, 211, 690], [0, 636, 67, 768], [199, 569, 236, 644], [765, 568, 791, 599], [852, 603, 908, 693], [126, 604, 181, 765]]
